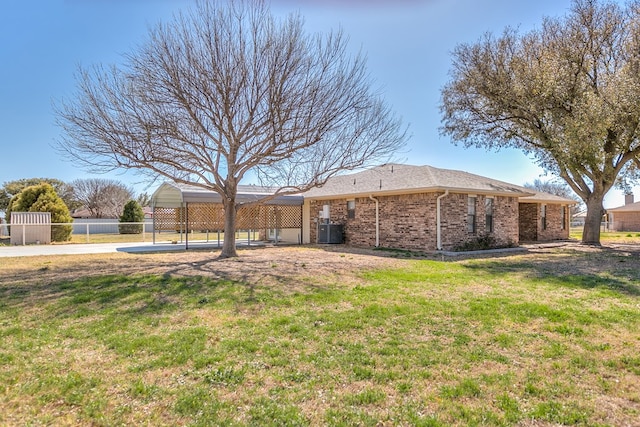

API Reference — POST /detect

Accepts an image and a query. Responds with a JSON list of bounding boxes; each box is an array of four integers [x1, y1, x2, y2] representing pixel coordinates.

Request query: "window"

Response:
[[467, 196, 476, 233], [485, 198, 494, 233], [561, 206, 566, 230], [347, 200, 355, 219], [541, 204, 547, 230]]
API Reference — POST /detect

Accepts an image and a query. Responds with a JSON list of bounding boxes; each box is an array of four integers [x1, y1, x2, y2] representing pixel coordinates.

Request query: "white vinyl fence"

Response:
[[1, 219, 153, 245], [72, 218, 154, 234]]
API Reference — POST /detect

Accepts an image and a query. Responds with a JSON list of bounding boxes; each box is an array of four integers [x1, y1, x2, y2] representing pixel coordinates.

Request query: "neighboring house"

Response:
[[150, 163, 575, 251], [71, 208, 101, 219], [571, 209, 587, 227], [142, 206, 153, 219], [301, 164, 575, 251], [607, 194, 640, 231]]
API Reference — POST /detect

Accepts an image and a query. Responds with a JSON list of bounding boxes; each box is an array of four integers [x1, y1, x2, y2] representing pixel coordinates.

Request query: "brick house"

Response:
[[151, 163, 575, 251], [518, 191, 573, 242], [301, 164, 574, 251], [607, 194, 640, 231]]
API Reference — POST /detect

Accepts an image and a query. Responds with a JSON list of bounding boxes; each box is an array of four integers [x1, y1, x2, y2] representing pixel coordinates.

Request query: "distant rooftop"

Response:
[[607, 200, 640, 212]]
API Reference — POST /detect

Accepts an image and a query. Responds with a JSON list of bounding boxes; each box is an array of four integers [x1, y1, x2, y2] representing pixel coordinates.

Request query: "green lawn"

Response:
[[570, 228, 640, 243], [1, 247, 639, 426]]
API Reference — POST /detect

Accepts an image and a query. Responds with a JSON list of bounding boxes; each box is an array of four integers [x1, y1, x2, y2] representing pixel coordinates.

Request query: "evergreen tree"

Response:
[[0, 178, 76, 211], [119, 200, 145, 234]]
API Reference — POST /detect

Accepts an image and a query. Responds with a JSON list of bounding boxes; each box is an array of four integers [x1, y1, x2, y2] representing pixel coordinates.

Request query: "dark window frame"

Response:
[[467, 196, 477, 234], [485, 197, 494, 233], [347, 200, 355, 219]]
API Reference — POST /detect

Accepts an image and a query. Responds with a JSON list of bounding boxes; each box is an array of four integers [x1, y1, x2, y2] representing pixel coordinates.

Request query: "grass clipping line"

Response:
[[0, 244, 639, 426]]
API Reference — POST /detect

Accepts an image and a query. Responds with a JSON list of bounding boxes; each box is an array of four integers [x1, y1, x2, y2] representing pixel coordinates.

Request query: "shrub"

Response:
[[119, 200, 145, 234], [454, 234, 515, 252], [8, 183, 73, 242]]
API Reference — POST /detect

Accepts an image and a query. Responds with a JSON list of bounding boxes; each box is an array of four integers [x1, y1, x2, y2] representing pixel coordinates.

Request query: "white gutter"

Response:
[[436, 190, 449, 250], [369, 195, 379, 247]]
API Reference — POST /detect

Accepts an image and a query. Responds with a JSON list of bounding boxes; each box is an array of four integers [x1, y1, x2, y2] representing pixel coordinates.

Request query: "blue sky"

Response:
[[0, 0, 634, 207]]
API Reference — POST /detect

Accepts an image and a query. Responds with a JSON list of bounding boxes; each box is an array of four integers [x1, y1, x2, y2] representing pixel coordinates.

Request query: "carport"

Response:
[[151, 182, 304, 248]]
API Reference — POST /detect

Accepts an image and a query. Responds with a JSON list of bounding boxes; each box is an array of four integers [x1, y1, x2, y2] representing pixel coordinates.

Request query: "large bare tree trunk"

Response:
[[582, 194, 605, 245], [220, 196, 238, 259]]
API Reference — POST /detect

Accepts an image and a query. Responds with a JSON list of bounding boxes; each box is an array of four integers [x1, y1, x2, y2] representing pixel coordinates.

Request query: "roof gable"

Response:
[[303, 163, 535, 199]]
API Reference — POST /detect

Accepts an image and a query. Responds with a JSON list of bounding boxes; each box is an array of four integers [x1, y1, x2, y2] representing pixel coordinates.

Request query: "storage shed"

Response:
[[151, 182, 304, 246], [10, 212, 51, 245]]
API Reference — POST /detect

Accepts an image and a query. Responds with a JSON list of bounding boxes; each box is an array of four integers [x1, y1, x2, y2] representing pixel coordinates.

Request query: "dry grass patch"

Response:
[[1, 244, 639, 426], [0, 246, 403, 288]]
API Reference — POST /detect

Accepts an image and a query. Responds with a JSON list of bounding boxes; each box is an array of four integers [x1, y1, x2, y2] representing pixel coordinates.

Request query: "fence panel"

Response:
[[71, 219, 153, 234]]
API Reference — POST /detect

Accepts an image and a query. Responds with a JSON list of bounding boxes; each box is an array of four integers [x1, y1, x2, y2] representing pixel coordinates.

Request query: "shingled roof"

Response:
[[519, 191, 578, 205], [607, 200, 640, 212], [303, 163, 536, 199]]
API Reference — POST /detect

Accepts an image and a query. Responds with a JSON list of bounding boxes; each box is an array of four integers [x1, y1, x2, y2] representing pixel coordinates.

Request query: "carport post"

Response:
[[185, 202, 189, 250], [152, 210, 156, 244]]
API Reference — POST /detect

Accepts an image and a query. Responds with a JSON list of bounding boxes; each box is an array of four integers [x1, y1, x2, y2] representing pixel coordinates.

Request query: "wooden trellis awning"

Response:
[[151, 182, 304, 233]]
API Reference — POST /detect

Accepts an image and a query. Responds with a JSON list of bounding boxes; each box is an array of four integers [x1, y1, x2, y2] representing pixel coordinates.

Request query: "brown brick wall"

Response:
[[519, 203, 538, 241], [609, 212, 640, 231], [539, 204, 569, 240], [308, 192, 519, 251], [519, 203, 569, 241], [489, 195, 520, 247]]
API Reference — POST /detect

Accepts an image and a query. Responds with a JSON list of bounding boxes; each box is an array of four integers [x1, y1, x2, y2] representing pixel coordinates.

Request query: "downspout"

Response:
[[436, 190, 449, 251], [369, 195, 379, 247]]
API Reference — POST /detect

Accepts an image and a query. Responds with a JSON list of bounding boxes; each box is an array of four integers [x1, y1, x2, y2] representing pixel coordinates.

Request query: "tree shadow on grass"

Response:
[[0, 252, 345, 321], [1, 274, 225, 319], [461, 246, 640, 297]]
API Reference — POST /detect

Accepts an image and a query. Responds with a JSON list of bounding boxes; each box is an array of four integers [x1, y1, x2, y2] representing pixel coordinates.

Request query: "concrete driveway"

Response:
[[0, 242, 224, 258]]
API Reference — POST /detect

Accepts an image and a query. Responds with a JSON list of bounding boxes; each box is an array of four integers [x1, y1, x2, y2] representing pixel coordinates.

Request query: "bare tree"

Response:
[[440, 0, 640, 245], [136, 192, 152, 208], [56, 0, 406, 258], [71, 178, 134, 218]]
